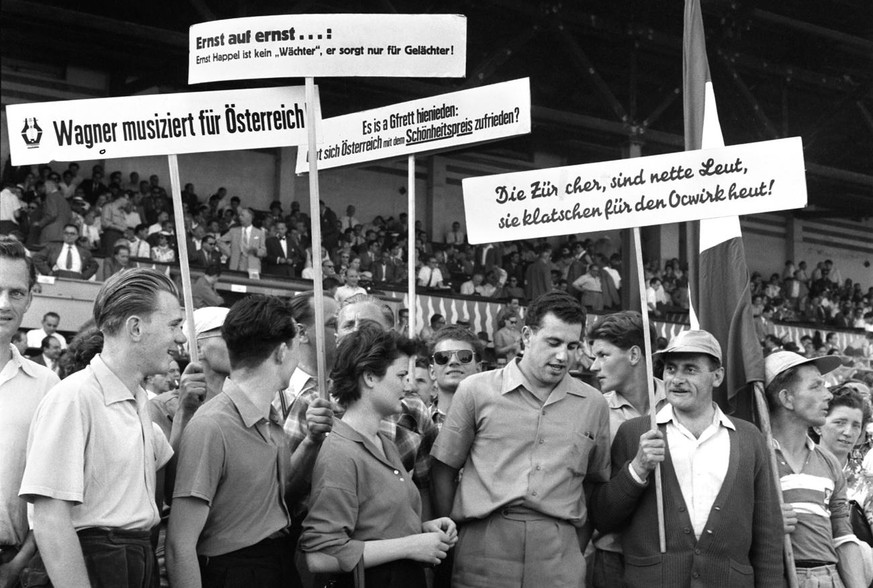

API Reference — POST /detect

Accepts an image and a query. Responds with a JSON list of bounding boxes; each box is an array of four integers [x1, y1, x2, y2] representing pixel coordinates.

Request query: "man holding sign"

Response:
[[431, 291, 610, 587], [590, 330, 783, 587]]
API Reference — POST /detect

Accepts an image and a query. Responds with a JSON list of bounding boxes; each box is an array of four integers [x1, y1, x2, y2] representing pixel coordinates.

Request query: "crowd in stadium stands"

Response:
[[1, 162, 871, 333]]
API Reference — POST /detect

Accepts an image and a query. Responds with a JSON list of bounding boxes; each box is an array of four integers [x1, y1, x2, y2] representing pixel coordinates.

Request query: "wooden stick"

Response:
[[753, 381, 798, 588], [305, 77, 327, 399], [167, 154, 198, 364], [632, 226, 666, 553], [407, 154, 416, 340]]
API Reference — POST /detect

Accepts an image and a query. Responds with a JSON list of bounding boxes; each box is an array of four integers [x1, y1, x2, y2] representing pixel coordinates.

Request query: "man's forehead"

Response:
[[434, 339, 474, 353]]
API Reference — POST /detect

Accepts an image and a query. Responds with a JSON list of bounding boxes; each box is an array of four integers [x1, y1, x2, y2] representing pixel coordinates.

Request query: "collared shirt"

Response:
[[417, 266, 443, 288], [101, 200, 127, 232], [0, 346, 59, 546], [774, 436, 854, 563], [26, 328, 67, 350], [283, 369, 438, 490], [299, 418, 422, 572], [20, 355, 172, 531], [130, 238, 150, 259], [173, 378, 291, 556], [657, 403, 734, 539], [54, 243, 82, 273], [431, 358, 610, 526]]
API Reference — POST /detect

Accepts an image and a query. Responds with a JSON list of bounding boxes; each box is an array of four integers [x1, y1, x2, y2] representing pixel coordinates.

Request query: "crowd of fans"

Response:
[[2, 162, 871, 333]]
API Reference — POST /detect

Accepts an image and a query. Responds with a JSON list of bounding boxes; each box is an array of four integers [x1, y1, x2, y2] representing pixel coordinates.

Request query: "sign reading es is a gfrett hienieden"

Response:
[[295, 78, 531, 173], [188, 14, 466, 83], [462, 137, 807, 244], [7, 86, 319, 165]]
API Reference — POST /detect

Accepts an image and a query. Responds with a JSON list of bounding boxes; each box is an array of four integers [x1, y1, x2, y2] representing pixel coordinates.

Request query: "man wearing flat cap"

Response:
[[765, 350, 866, 588], [591, 329, 783, 587]]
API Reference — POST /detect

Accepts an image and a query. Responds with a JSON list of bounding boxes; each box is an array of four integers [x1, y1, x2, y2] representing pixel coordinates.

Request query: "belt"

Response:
[[497, 505, 561, 522], [793, 560, 835, 569]]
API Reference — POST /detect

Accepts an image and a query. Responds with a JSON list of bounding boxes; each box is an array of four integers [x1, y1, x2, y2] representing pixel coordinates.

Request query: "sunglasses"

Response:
[[432, 349, 476, 365]]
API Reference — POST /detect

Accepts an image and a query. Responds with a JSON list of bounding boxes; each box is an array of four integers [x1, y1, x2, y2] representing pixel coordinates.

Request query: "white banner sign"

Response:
[[189, 14, 466, 83], [462, 137, 807, 244], [295, 78, 531, 173], [7, 87, 320, 165]]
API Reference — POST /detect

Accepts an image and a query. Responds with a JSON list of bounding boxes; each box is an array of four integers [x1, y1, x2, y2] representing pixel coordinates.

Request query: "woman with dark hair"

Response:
[[300, 323, 457, 587]]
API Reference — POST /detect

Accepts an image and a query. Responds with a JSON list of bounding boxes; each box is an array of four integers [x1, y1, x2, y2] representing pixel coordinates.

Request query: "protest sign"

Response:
[[7, 86, 319, 165], [188, 14, 466, 83], [462, 137, 807, 244], [294, 78, 530, 173]]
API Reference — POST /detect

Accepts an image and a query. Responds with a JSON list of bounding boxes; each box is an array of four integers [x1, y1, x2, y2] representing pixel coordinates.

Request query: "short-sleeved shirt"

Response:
[[0, 345, 59, 546], [173, 378, 291, 557], [431, 358, 610, 527], [774, 436, 854, 563], [283, 369, 438, 489], [299, 418, 422, 572], [20, 355, 172, 531]]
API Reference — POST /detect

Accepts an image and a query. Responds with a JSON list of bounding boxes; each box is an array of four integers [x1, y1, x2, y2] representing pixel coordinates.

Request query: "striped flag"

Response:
[[683, 0, 764, 419]]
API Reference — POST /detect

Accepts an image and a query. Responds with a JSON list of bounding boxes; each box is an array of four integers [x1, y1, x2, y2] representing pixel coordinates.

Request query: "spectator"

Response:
[[573, 263, 604, 311], [765, 350, 866, 587], [493, 313, 522, 361], [20, 268, 182, 587], [406, 357, 435, 407], [300, 324, 455, 586], [0, 237, 60, 588], [33, 223, 98, 280], [36, 182, 72, 247], [524, 243, 553, 302], [460, 273, 483, 296], [192, 265, 225, 309], [591, 330, 783, 587], [100, 191, 129, 256], [129, 223, 151, 260], [151, 232, 176, 263], [217, 208, 266, 274], [431, 291, 609, 587], [99, 243, 132, 282], [31, 335, 62, 374], [27, 311, 67, 350], [334, 268, 368, 303], [143, 359, 179, 400], [264, 221, 298, 277], [418, 255, 447, 290], [420, 314, 447, 343], [339, 204, 360, 232], [192, 234, 222, 268], [168, 296, 333, 587]]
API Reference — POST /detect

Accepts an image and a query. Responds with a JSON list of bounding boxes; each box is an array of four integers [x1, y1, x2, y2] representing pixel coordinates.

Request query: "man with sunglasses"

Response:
[[432, 290, 611, 587], [429, 325, 484, 429], [33, 223, 98, 280], [494, 314, 522, 362]]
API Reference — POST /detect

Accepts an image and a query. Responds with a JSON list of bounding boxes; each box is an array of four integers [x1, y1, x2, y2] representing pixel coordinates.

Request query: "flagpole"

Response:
[[168, 154, 198, 363], [632, 226, 666, 553], [753, 381, 798, 588], [305, 77, 327, 399]]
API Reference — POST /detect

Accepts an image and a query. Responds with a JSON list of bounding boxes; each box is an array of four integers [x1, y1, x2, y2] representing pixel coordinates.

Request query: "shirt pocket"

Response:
[[567, 431, 595, 476]]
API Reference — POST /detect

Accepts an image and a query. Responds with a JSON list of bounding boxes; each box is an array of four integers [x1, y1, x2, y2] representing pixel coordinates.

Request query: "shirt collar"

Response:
[[89, 354, 138, 405], [500, 357, 586, 400], [656, 402, 736, 430], [224, 377, 270, 428], [289, 367, 315, 399], [605, 380, 667, 410], [8, 344, 41, 378], [771, 436, 816, 452]]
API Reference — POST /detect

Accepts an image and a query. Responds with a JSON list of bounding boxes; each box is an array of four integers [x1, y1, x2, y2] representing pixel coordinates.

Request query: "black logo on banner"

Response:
[[21, 118, 43, 149]]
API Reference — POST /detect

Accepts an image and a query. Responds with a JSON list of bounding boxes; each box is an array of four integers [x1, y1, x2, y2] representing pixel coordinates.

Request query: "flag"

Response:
[[683, 0, 764, 419]]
